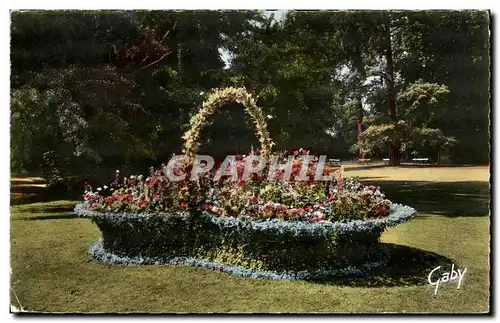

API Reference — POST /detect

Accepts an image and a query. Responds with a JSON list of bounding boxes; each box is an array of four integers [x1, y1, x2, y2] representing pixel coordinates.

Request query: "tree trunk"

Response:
[[352, 48, 366, 160], [382, 12, 401, 166]]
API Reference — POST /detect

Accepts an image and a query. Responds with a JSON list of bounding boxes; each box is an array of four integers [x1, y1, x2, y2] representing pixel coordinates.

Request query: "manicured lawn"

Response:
[[10, 166, 490, 313]]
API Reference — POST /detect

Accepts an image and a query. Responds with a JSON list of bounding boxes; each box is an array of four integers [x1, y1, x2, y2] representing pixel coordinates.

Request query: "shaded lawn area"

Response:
[[10, 167, 490, 313]]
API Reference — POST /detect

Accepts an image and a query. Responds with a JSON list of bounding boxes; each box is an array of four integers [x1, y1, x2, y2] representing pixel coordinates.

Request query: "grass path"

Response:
[[10, 166, 490, 313]]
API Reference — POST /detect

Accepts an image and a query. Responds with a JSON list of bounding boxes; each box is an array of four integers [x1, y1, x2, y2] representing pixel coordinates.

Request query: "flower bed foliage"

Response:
[[76, 86, 417, 277]]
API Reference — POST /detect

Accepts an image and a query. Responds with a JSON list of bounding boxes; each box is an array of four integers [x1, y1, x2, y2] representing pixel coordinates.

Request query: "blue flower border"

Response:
[[89, 239, 390, 280], [75, 203, 417, 235]]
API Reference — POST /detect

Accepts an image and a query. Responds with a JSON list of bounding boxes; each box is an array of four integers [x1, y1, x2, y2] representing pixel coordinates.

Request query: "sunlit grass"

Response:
[[10, 166, 490, 313]]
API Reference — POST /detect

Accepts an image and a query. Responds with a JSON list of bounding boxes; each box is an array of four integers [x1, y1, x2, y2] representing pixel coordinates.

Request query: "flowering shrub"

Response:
[[83, 167, 209, 214], [82, 156, 390, 223], [193, 152, 390, 222]]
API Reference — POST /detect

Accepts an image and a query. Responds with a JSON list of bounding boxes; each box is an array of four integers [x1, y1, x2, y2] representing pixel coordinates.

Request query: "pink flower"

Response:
[[337, 178, 344, 189], [318, 202, 325, 207], [305, 205, 312, 212], [249, 195, 258, 203], [293, 150, 299, 156], [181, 201, 188, 209], [153, 193, 160, 200]]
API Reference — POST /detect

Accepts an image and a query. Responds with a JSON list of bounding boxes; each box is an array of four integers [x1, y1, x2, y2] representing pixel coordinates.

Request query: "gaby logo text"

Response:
[[428, 263, 467, 296]]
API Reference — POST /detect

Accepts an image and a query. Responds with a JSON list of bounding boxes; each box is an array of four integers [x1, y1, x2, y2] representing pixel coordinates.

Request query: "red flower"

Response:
[[173, 168, 184, 177], [367, 185, 376, 191], [128, 194, 134, 201], [153, 193, 160, 200], [305, 205, 312, 212], [181, 201, 188, 209], [293, 150, 299, 156], [216, 209, 222, 215], [318, 201, 325, 207], [238, 179, 245, 186], [249, 195, 258, 203]]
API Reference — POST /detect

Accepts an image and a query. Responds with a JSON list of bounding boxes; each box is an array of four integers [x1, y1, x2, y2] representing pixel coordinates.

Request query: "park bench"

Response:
[[383, 158, 390, 165], [328, 158, 341, 165], [358, 158, 371, 163], [412, 158, 430, 164]]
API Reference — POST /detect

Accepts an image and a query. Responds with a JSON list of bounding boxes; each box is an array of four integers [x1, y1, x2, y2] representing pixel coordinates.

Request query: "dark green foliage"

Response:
[[10, 10, 490, 193], [10, 10, 260, 185]]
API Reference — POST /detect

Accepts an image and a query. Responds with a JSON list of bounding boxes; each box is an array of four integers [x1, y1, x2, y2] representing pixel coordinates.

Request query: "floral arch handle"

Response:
[[181, 87, 275, 162]]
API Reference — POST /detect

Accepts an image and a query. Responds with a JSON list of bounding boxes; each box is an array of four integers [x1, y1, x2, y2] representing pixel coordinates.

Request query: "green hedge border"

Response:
[[75, 203, 417, 275], [88, 239, 391, 280]]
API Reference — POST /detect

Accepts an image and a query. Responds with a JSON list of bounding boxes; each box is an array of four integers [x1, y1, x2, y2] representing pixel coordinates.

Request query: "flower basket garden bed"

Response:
[[75, 87, 418, 280]]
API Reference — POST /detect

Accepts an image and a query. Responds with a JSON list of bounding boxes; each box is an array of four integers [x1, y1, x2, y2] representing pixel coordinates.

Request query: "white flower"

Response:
[[199, 91, 205, 96], [103, 185, 108, 189], [267, 114, 273, 119], [97, 187, 102, 191], [312, 211, 323, 217], [116, 170, 120, 173]]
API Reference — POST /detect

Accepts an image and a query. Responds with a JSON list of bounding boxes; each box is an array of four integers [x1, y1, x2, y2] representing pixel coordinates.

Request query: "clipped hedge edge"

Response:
[[89, 239, 390, 280]]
